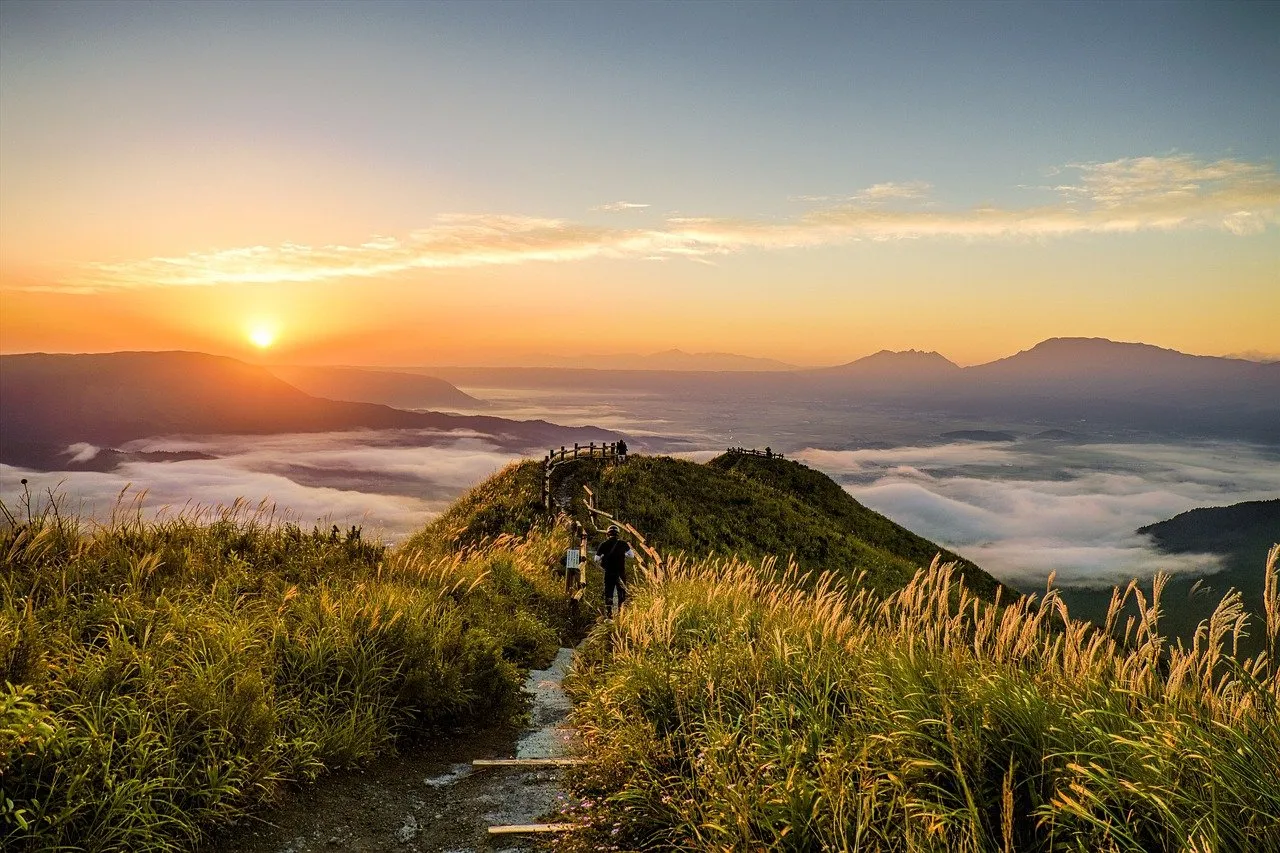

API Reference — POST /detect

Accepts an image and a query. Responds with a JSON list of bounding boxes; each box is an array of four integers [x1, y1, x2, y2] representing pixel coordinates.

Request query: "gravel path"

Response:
[[207, 648, 580, 853]]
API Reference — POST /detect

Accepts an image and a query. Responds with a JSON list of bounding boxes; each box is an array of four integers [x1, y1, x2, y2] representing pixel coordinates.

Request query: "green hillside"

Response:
[[708, 451, 1001, 597], [414, 452, 1005, 599], [408, 459, 549, 552], [1060, 498, 1280, 651], [7, 457, 1278, 851]]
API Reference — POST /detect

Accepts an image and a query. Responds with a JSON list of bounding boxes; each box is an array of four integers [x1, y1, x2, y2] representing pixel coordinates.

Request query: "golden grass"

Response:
[[565, 547, 1280, 851]]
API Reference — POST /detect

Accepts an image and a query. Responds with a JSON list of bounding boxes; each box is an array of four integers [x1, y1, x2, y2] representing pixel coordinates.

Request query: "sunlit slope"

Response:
[[707, 451, 1002, 598], [415, 454, 1004, 599]]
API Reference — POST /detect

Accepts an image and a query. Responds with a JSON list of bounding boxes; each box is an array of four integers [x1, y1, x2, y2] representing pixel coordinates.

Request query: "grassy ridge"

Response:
[[1, 497, 572, 851], [10, 454, 1272, 851], [564, 550, 1280, 851], [406, 459, 550, 552], [584, 454, 1003, 597], [708, 452, 1002, 599], [401, 454, 1003, 600]]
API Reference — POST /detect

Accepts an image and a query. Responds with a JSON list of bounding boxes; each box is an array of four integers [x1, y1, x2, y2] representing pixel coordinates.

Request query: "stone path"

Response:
[[207, 648, 580, 853]]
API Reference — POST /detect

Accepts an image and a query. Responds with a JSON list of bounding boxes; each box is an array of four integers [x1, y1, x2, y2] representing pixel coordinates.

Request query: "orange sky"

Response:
[[2, 4, 1277, 367]]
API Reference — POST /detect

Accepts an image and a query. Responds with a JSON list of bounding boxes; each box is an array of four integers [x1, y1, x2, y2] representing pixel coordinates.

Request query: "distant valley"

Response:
[[0, 351, 619, 472], [409, 338, 1279, 445], [1059, 499, 1280, 652]]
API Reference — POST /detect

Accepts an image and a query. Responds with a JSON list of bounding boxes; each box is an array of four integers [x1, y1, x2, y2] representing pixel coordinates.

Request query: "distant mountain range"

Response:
[[418, 338, 1279, 443], [268, 365, 481, 410], [958, 338, 1278, 408], [3, 338, 1276, 472], [518, 349, 796, 372], [0, 351, 621, 471]]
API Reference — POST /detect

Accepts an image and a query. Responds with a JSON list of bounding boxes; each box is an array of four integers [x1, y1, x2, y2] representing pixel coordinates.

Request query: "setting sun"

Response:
[[248, 325, 277, 349]]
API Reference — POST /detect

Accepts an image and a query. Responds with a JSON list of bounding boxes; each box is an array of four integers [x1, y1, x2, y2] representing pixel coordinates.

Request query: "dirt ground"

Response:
[[206, 649, 580, 853]]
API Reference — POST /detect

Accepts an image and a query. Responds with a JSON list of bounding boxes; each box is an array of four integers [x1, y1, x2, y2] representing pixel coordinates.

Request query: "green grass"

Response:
[[402, 452, 1005, 600], [708, 452, 1002, 599], [577, 454, 1005, 598], [406, 459, 550, 553], [10, 455, 1274, 852], [0, 494, 575, 851], [562, 548, 1280, 852]]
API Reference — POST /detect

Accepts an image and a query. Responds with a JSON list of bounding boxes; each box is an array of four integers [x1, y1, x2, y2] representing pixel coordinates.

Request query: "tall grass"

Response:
[[1, 495, 572, 851], [565, 546, 1280, 852]]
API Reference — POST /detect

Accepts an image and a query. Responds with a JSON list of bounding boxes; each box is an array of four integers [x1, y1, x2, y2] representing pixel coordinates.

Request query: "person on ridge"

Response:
[[594, 524, 633, 617]]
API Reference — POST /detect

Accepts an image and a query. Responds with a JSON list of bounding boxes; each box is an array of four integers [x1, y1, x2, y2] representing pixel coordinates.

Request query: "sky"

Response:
[[1, 1, 1277, 366]]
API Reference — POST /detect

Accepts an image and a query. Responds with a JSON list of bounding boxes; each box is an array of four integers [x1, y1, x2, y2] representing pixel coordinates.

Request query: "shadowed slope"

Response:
[[0, 352, 621, 469], [267, 364, 481, 410]]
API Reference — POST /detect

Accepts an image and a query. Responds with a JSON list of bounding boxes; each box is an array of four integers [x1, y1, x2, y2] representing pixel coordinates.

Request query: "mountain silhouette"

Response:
[[268, 365, 480, 410], [0, 351, 621, 470], [964, 337, 1280, 406], [803, 349, 961, 391]]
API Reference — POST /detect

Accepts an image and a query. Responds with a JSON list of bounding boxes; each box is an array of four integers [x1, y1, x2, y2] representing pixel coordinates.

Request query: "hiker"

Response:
[[563, 522, 587, 593], [594, 524, 633, 617], [616, 439, 628, 461]]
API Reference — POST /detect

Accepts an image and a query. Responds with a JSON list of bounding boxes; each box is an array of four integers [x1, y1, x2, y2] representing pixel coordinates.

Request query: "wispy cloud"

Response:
[[791, 181, 932, 205], [592, 201, 651, 212], [854, 180, 933, 202], [1225, 350, 1280, 364], [45, 154, 1279, 291]]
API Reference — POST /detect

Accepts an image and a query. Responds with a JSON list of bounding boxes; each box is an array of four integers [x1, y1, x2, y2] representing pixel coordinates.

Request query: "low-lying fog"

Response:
[[798, 442, 1280, 587], [3, 385, 1277, 593]]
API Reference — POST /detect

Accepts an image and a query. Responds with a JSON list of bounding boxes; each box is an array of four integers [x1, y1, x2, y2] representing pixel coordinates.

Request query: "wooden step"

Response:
[[472, 757, 584, 767], [488, 822, 580, 835]]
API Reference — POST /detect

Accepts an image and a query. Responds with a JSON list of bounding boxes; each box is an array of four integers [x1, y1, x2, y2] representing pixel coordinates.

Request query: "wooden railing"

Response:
[[542, 441, 625, 509], [546, 442, 622, 466], [725, 446, 784, 459]]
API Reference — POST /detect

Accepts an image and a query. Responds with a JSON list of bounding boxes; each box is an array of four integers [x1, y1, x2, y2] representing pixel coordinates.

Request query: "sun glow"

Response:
[[247, 324, 277, 349]]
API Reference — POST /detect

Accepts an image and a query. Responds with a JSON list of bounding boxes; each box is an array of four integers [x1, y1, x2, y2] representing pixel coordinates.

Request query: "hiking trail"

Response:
[[208, 648, 582, 853]]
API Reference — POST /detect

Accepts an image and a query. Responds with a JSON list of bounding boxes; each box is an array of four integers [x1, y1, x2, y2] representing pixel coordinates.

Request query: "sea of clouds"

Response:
[[1, 430, 523, 542], [2, 415, 1277, 592], [797, 441, 1280, 589]]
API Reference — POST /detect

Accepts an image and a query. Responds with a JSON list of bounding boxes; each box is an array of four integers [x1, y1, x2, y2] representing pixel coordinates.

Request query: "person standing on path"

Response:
[[595, 524, 633, 617]]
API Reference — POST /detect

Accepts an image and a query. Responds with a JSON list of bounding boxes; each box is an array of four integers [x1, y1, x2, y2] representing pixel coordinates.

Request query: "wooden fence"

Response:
[[725, 446, 784, 459], [542, 441, 624, 509]]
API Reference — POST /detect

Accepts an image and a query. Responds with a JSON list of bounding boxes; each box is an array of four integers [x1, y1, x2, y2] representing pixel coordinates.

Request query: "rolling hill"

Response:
[[1057, 498, 1280, 652], [415, 451, 1007, 600], [268, 364, 481, 410], [0, 351, 621, 471]]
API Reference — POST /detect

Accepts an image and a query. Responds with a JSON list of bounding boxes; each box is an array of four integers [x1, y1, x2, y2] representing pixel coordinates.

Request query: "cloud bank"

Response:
[[1, 431, 522, 542], [44, 154, 1278, 292], [798, 441, 1280, 589]]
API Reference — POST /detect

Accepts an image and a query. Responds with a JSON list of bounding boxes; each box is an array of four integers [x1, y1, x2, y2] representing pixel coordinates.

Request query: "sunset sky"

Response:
[[1, 1, 1276, 367]]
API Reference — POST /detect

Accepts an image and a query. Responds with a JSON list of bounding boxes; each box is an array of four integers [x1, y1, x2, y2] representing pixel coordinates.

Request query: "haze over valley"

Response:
[[3, 339, 1276, 600]]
